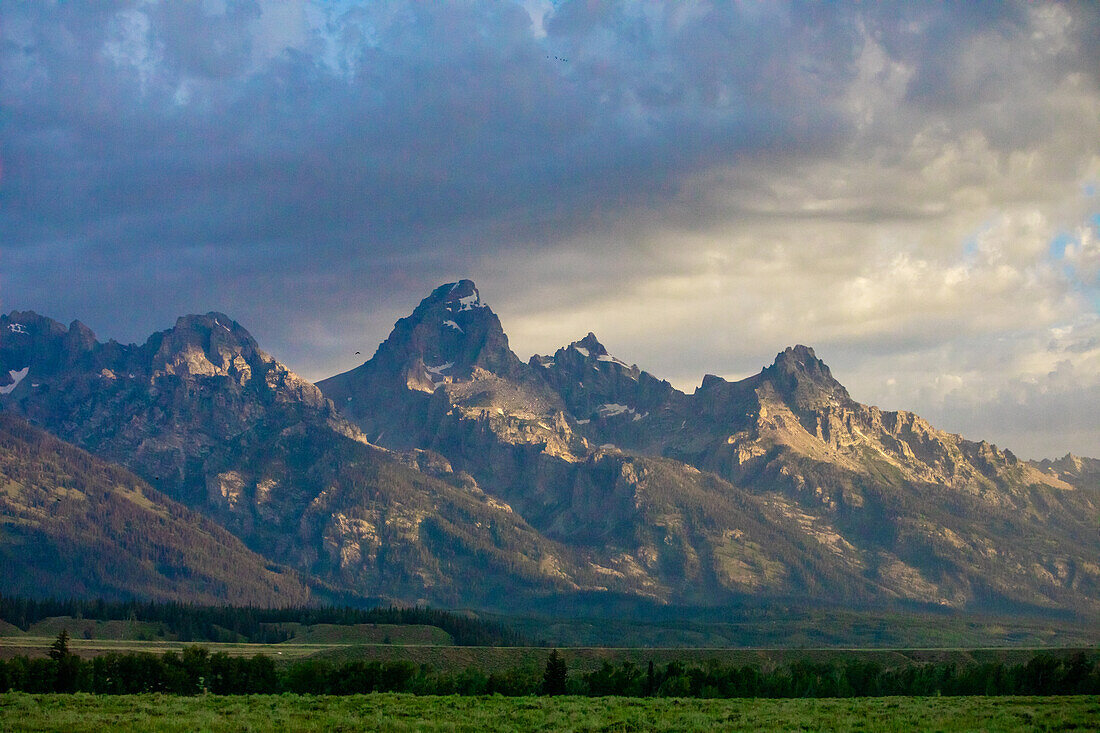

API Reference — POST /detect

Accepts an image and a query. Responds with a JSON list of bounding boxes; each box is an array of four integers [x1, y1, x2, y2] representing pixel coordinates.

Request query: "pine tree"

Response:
[[48, 629, 71, 661], [542, 649, 567, 695]]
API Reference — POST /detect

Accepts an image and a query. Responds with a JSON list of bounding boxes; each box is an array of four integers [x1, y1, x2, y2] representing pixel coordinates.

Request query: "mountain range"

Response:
[[1, 280, 1098, 617]]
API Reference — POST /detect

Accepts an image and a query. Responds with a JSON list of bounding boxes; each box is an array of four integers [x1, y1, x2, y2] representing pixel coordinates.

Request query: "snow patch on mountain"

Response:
[[594, 402, 649, 421], [0, 366, 29, 395], [424, 362, 455, 385], [451, 293, 484, 312]]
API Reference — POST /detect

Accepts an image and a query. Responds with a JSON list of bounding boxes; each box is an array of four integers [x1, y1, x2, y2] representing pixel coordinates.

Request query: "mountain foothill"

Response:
[[1, 280, 1098, 617]]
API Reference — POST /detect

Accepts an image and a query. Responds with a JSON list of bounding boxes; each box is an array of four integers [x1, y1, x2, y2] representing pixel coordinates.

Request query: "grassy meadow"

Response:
[[306, 640, 1100, 675], [0, 621, 452, 661], [6, 631, 1097, 675], [1, 692, 1098, 732]]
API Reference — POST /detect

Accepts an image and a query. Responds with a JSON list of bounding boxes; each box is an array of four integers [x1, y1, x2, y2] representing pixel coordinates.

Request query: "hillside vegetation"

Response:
[[0, 416, 308, 605]]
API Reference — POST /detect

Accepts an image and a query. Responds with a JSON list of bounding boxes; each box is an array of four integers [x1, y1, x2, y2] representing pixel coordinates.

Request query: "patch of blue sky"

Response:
[[1048, 232, 1073, 261], [961, 219, 996, 258]]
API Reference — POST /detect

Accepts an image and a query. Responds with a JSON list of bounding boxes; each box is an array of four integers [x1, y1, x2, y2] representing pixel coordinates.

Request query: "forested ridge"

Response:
[[0, 596, 523, 647], [0, 415, 308, 605]]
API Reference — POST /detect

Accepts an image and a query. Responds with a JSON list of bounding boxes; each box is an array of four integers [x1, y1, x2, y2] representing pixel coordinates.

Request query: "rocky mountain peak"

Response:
[[1, 311, 97, 382], [530, 333, 681, 423], [574, 332, 608, 357], [440, 279, 484, 311], [316, 280, 529, 441], [365, 280, 524, 388], [165, 313, 257, 345], [761, 345, 850, 408], [532, 332, 631, 377], [699, 373, 727, 390], [1037, 452, 1100, 486], [771, 344, 823, 374], [2, 310, 65, 338], [6, 295, 1100, 615], [63, 320, 98, 353], [148, 312, 268, 382], [408, 280, 489, 322]]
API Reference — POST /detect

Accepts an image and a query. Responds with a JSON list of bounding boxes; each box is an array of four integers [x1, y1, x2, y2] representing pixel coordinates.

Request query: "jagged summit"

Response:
[[438, 279, 486, 312], [759, 344, 850, 408], [572, 332, 609, 358], [1, 310, 269, 383], [145, 312, 271, 383], [531, 332, 679, 421], [357, 278, 523, 389], [169, 312, 250, 337], [4, 295, 1100, 614], [769, 345, 830, 377], [0, 309, 323, 406], [536, 332, 633, 367], [402, 280, 489, 325], [316, 280, 531, 446], [2, 311, 100, 381], [689, 346, 851, 434], [156, 312, 258, 348], [532, 332, 616, 369]]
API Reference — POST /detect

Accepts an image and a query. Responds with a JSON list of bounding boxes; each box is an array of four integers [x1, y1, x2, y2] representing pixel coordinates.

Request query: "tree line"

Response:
[[3, 637, 1098, 698], [0, 596, 523, 647]]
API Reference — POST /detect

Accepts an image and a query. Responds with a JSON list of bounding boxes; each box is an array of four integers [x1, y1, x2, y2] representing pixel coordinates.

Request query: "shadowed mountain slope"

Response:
[[321, 282, 1100, 614], [0, 413, 309, 604], [3, 284, 1098, 615], [0, 310, 605, 608]]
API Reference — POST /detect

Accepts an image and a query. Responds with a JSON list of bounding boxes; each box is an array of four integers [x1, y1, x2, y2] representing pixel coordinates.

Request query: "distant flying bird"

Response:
[[355, 351, 361, 355]]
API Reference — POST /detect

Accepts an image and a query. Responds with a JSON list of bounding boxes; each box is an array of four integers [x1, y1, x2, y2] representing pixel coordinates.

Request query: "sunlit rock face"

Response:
[[0, 412, 312, 606], [318, 280, 531, 448], [0, 307, 615, 608], [317, 282, 1100, 614], [530, 331, 682, 424], [0, 310, 341, 504], [3, 283, 1098, 613]]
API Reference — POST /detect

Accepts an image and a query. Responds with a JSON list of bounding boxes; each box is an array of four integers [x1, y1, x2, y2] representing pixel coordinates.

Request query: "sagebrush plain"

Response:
[[2, 692, 1099, 732]]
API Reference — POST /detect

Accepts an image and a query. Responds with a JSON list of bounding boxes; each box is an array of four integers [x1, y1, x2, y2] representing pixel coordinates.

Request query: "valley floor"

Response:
[[5, 635, 1098, 672], [1, 693, 1097, 732]]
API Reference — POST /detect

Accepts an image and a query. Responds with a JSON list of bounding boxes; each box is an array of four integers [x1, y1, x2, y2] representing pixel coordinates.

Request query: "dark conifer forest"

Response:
[[2, 638, 1098, 698], [0, 596, 522, 647]]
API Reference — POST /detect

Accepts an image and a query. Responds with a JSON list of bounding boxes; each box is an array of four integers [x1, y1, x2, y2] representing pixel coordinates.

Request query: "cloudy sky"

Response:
[[3, 1, 1099, 459]]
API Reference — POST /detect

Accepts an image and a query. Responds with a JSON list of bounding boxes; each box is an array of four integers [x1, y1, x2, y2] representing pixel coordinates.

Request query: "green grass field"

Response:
[[0, 636, 333, 661], [0, 620, 454, 661], [4, 631, 1098, 678], [1, 693, 1097, 732], [308, 642, 1100, 674]]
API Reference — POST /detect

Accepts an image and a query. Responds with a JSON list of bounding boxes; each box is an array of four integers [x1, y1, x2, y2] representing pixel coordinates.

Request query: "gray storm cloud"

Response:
[[1, 1, 1098, 458]]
